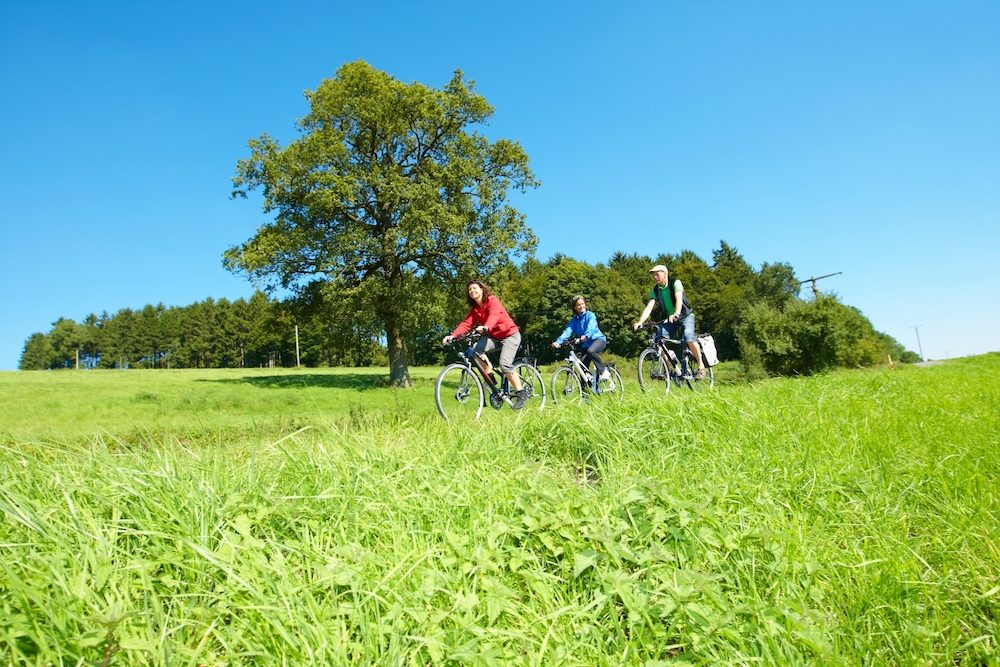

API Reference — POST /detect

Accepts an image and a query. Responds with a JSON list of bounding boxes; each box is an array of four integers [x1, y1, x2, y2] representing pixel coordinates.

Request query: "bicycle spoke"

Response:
[[638, 347, 669, 394], [551, 366, 584, 405], [593, 366, 625, 401], [513, 361, 547, 411], [681, 349, 714, 392], [435, 364, 484, 421]]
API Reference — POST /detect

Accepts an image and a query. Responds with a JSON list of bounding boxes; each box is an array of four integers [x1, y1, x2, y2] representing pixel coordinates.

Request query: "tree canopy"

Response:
[[224, 61, 538, 386]]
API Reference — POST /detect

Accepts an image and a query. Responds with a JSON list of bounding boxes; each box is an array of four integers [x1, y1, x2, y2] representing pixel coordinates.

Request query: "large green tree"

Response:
[[226, 61, 538, 386]]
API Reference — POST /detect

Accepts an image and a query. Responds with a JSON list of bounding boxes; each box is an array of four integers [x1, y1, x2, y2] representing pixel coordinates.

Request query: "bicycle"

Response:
[[636, 322, 714, 393], [435, 331, 547, 421], [550, 337, 624, 405]]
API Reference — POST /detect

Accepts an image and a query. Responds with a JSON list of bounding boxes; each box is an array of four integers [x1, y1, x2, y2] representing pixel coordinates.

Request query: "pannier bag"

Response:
[[697, 334, 720, 367]]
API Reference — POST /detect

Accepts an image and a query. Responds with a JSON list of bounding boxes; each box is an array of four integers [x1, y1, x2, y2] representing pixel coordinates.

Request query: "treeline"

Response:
[[19, 292, 386, 371], [19, 242, 917, 375]]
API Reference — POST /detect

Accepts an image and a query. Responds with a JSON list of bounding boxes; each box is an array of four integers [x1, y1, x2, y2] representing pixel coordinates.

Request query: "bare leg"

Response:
[[687, 340, 704, 371], [505, 370, 523, 391]]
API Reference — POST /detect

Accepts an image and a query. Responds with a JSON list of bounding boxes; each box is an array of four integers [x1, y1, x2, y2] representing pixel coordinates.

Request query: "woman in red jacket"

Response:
[[442, 280, 529, 409]]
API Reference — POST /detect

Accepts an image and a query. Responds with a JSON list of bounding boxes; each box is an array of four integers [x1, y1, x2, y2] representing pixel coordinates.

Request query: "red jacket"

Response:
[[451, 295, 520, 340]]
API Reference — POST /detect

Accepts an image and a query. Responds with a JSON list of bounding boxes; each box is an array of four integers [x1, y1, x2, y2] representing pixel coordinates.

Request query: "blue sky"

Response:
[[2, 0, 998, 370]]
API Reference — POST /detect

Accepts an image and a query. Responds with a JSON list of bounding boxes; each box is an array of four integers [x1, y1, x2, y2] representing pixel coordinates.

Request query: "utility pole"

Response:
[[295, 325, 301, 367], [911, 325, 925, 361], [796, 271, 842, 297]]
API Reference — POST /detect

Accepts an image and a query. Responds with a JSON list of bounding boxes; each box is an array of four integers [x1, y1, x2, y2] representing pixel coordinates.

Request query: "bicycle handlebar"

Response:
[[639, 322, 684, 346], [443, 330, 484, 346], [638, 319, 679, 330], [553, 336, 584, 348]]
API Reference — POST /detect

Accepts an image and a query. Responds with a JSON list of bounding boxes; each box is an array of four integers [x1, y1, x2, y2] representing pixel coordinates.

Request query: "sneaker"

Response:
[[510, 388, 530, 410], [599, 369, 611, 381]]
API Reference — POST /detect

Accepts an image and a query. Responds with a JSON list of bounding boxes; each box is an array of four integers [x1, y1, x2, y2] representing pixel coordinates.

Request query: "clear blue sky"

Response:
[[2, 0, 998, 370]]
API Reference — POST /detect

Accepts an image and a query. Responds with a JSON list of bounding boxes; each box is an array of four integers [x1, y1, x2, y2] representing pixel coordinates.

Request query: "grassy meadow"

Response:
[[1, 355, 998, 665]]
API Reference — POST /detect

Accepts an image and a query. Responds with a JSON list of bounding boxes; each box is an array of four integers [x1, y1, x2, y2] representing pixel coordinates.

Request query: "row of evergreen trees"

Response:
[[20, 243, 916, 375], [19, 293, 386, 371]]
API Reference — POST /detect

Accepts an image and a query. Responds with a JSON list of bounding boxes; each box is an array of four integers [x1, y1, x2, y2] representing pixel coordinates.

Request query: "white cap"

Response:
[[650, 264, 668, 273]]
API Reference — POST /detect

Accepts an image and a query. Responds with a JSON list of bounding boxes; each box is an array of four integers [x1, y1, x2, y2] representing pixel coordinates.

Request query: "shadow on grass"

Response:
[[201, 373, 391, 391]]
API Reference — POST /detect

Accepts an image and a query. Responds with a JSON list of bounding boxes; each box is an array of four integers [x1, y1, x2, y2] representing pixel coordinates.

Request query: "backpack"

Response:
[[697, 334, 720, 367]]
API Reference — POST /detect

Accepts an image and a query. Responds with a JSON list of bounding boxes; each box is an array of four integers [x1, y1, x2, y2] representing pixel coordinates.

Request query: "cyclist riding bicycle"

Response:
[[633, 264, 706, 379], [551, 294, 610, 382], [442, 280, 530, 409]]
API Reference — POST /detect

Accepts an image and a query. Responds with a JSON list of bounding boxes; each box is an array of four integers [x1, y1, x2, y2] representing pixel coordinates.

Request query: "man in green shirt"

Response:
[[633, 264, 706, 378]]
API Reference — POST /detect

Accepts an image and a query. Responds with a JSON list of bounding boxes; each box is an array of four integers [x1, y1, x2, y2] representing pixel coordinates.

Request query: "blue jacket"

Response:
[[555, 311, 606, 348]]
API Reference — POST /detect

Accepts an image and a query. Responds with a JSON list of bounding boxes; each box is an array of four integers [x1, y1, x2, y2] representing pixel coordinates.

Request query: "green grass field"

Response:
[[1, 356, 998, 664]]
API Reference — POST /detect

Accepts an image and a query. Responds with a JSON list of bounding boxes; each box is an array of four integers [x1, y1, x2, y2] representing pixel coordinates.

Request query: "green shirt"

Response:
[[650, 279, 685, 316]]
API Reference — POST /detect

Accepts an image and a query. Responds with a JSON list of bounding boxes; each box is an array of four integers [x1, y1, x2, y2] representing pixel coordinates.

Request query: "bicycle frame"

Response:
[[644, 328, 695, 377], [559, 341, 598, 391], [447, 332, 513, 402]]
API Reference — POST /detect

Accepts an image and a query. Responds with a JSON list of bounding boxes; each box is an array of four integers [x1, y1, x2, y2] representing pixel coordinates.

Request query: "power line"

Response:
[[795, 271, 842, 298]]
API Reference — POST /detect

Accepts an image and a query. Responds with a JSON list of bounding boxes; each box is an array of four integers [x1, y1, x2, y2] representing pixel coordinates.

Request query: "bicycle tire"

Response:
[[550, 366, 584, 405], [596, 366, 625, 402], [637, 347, 669, 394], [680, 351, 714, 392], [512, 361, 547, 411], [435, 363, 485, 421]]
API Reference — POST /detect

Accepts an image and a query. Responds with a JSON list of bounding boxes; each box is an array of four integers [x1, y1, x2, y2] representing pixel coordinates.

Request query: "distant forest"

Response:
[[19, 242, 918, 377]]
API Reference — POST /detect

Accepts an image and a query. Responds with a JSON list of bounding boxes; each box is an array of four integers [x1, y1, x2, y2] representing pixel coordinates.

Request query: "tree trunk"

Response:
[[384, 314, 411, 388]]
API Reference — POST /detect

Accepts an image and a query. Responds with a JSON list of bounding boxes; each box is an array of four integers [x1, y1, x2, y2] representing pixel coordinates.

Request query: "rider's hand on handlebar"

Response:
[[550, 341, 559, 349], [442, 335, 454, 345], [633, 322, 643, 331]]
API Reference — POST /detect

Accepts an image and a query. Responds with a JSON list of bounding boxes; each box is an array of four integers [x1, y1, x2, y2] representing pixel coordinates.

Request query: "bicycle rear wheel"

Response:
[[550, 366, 584, 405], [594, 366, 625, 402], [435, 363, 485, 421], [680, 352, 714, 392], [512, 361, 546, 411], [637, 348, 669, 394]]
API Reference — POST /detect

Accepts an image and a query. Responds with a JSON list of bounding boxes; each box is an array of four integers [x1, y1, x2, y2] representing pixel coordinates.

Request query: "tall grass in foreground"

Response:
[[1, 356, 998, 664]]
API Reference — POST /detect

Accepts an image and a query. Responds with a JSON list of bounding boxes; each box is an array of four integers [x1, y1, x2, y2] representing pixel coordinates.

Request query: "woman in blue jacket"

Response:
[[551, 295, 609, 380]]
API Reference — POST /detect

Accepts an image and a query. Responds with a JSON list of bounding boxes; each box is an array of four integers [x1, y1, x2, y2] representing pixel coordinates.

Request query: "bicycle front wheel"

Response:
[[435, 363, 485, 421], [550, 366, 584, 405], [512, 361, 546, 411], [637, 348, 669, 394]]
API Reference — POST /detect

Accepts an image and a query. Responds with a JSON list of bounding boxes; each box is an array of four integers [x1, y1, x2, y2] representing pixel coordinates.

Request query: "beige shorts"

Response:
[[475, 332, 522, 373]]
